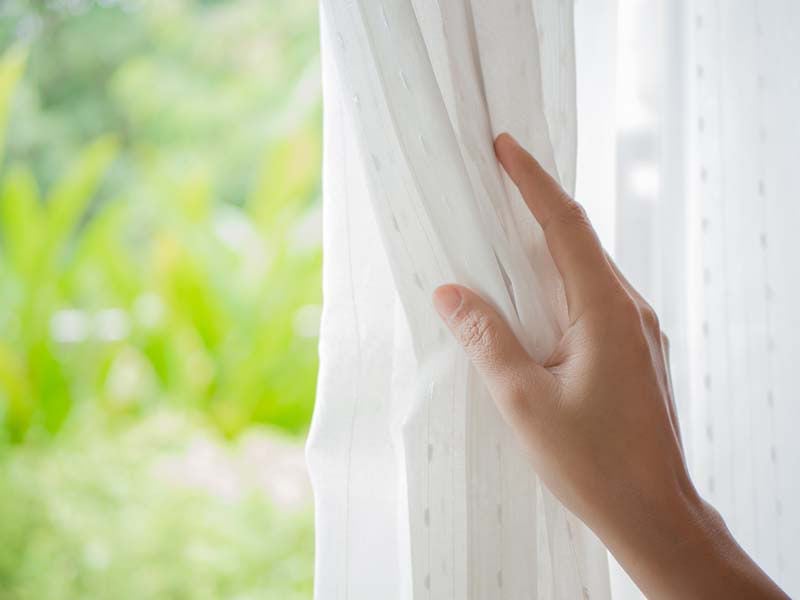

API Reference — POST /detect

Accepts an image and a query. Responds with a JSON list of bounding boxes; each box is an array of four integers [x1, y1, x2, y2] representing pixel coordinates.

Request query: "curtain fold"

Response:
[[308, 0, 610, 597], [603, 1, 800, 597], [309, 0, 800, 598]]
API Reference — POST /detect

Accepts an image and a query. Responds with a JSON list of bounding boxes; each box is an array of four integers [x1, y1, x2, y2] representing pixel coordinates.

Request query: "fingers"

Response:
[[495, 133, 617, 321], [433, 285, 556, 420]]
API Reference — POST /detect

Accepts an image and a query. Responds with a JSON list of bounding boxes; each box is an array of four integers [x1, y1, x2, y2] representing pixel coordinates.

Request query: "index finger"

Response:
[[494, 133, 617, 321]]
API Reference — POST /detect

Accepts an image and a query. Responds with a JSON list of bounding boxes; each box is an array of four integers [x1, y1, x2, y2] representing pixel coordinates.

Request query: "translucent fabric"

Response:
[[307, 0, 610, 598], [606, 2, 800, 597], [309, 0, 800, 598]]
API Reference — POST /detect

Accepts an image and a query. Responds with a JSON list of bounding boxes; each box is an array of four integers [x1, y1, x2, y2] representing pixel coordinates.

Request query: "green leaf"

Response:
[[43, 135, 118, 268], [0, 342, 32, 443], [0, 164, 42, 275]]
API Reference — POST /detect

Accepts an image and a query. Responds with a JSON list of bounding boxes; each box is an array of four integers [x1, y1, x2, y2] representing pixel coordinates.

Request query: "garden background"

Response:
[[0, 1, 321, 597]]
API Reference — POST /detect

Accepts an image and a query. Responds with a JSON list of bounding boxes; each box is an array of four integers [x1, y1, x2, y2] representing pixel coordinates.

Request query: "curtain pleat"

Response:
[[308, 0, 610, 598], [309, 1, 800, 598]]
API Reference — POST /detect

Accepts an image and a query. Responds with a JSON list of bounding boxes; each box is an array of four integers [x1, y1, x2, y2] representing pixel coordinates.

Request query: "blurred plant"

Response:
[[0, 410, 314, 600], [0, 0, 323, 444], [0, 2, 321, 597]]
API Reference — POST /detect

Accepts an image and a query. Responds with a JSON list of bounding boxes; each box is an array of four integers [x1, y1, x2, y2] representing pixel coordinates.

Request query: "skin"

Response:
[[432, 133, 789, 599]]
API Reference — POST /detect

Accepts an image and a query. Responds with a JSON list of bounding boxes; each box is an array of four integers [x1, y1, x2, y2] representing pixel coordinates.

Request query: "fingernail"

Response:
[[433, 286, 463, 320], [497, 132, 519, 147]]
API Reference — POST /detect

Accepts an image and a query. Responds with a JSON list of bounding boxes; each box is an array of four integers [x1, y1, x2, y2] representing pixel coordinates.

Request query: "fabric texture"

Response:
[[308, 0, 610, 598], [608, 2, 800, 597], [309, 0, 800, 598]]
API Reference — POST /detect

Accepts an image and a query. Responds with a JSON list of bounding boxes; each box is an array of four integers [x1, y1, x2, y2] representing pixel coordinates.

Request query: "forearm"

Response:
[[601, 487, 789, 600]]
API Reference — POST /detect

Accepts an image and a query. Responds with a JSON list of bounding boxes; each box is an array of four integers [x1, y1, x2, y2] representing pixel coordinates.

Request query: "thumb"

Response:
[[433, 285, 555, 420]]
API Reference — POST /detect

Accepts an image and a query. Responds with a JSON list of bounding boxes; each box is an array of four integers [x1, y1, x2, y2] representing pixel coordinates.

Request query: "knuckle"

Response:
[[457, 310, 496, 352], [639, 303, 660, 333], [612, 293, 641, 323], [557, 198, 590, 228], [661, 332, 671, 353], [598, 294, 648, 343], [590, 291, 666, 361], [583, 288, 632, 333]]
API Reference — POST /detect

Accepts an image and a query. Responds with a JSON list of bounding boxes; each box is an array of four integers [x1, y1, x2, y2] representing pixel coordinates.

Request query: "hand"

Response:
[[432, 133, 788, 600]]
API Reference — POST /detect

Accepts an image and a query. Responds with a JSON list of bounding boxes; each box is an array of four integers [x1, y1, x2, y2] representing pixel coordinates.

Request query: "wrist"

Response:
[[597, 476, 716, 581], [598, 481, 787, 599]]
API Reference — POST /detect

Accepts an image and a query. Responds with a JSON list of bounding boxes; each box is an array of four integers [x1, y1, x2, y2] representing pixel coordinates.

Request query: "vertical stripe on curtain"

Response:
[[684, 1, 799, 594], [308, 0, 610, 598], [309, 0, 800, 598], [611, 1, 800, 596]]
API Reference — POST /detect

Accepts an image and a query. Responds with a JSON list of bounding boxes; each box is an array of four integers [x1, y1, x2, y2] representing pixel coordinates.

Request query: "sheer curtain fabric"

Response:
[[308, 0, 609, 598], [309, 0, 800, 598], [607, 1, 800, 597]]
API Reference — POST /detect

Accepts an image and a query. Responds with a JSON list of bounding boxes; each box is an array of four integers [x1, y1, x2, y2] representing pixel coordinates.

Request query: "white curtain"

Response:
[[308, 0, 799, 598], [603, 1, 800, 597]]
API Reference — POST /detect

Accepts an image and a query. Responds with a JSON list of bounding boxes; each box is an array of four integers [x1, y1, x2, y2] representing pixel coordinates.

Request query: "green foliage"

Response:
[[0, 411, 314, 600], [0, 1, 321, 596], [0, 0, 323, 443]]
